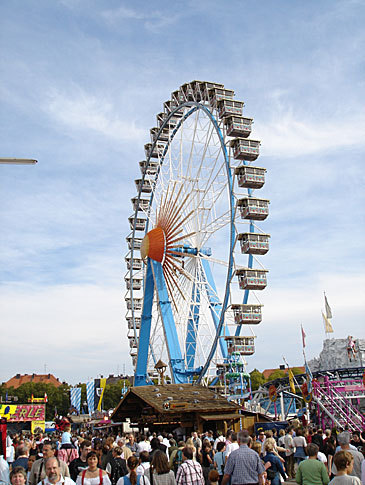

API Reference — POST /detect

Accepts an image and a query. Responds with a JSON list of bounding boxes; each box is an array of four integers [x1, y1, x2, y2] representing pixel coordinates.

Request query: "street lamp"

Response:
[[0, 158, 37, 165]]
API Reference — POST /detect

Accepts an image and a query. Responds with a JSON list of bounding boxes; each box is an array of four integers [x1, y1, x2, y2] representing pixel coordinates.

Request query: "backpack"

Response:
[[173, 450, 183, 474], [110, 457, 128, 485]]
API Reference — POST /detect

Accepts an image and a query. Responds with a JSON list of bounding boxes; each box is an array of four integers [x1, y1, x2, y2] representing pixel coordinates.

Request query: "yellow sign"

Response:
[[31, 420, 45, 433], [0, 404, 45, 421]]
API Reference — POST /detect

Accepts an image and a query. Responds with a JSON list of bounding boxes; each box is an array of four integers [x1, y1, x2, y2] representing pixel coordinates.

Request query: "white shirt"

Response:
[[225, 442, 239, 457], [137, 441, 152, 453], [136, 463, 150, 475], [213, 436, 225, 450], [38, 476, 75, 485]]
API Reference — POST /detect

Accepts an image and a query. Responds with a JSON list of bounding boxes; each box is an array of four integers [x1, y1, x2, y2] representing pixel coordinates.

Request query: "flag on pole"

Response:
[[70, 387, 82, 413], [288, 368, 296, 394], [305, 361, 313, 392], [324, 293, 333, 319], [322, 311, 334, 333], [86, 380, 95, 415], [301, 325, 306, 348], [97, 378, 107, 411]]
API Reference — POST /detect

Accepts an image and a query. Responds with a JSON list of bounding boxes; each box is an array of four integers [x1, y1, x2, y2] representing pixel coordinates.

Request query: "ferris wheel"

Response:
[[125, 81, 270, 388]]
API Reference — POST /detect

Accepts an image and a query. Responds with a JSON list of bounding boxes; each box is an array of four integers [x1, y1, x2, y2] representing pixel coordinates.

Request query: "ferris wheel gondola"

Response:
[[124, 81, 270, 388]]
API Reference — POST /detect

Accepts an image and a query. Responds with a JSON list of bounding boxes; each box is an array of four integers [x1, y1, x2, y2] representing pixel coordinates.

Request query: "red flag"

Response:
[[301, 325, 306, 348]]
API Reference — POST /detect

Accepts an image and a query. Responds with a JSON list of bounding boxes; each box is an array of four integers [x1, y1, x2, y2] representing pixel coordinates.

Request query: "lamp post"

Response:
[[0, 158, 37, 165]]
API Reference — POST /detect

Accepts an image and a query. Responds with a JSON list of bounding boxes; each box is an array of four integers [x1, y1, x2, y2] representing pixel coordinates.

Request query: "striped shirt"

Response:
[[176, 460, 204, 485], [224, 445, 265, 485]]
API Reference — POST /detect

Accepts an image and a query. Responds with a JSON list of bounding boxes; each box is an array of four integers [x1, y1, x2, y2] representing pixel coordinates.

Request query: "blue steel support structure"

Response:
[[151, 260, 188, 384], [201, 258, 228, 359], [134, 259, 154, 386], [186, 279, 200, 371]]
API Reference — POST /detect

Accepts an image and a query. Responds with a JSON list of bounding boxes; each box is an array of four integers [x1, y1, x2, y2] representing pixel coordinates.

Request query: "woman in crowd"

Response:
[[293, 428, 307, 465], [263, 441, 286, 485], [116, 456, 150, 485], [10, 467, 27, 485], [146, 451, 175, 485], [76, 451, 111, 485]]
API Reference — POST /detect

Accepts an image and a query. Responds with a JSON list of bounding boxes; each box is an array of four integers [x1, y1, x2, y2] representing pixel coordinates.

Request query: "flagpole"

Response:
[[283, 356, 300, 389]]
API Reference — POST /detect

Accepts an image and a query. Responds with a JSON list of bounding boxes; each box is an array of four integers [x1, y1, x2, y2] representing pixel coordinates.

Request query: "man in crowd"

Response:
[[176, 446, 204, 485], [37, 457, 75, 485], [69, 440, 92, 481], [11, 444, 29, 470], [295, 444, 329, 485], [283, 426, 295, 480], [332, 432, 364, 480], [29, 441, 70, 485], [222, 430, 265, 485]]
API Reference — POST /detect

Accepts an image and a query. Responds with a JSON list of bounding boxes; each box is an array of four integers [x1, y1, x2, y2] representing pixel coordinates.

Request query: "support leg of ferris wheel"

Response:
[[186, 279, 200, 373], [151, 259, 188, 384], [201, 258, 229, 359], [134, 258, 154, 386]]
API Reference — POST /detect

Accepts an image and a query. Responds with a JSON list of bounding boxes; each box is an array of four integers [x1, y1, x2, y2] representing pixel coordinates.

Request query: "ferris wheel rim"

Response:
[[128, 100, 236, 382]]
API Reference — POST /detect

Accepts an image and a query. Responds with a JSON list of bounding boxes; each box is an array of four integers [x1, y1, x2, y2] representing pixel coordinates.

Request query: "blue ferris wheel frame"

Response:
[[130, 101, 252, 386]]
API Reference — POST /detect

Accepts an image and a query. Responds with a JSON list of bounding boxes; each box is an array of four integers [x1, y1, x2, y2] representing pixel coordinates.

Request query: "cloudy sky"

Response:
[[1, 0, 364, 386]]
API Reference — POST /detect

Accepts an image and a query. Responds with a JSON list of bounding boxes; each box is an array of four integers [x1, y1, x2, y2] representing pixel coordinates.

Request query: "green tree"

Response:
[[250, 369, 266, 390], [266, 369, 287, 381], [291, 367, 304, 375]]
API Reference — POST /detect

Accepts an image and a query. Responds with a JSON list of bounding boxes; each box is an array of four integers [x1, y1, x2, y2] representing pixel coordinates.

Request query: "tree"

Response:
[[250, 369, 266, 390], [266, 369, 287, 381], [291, 367, 304, 375]]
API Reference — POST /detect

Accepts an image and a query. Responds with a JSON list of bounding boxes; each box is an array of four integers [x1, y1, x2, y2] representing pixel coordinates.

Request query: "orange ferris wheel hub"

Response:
[[141, 227, 166, 263]]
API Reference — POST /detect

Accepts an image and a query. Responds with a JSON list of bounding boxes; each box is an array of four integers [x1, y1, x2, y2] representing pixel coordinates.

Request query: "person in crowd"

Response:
[[38, 458, 75, 485], [331, 432, 364, 481], [184, 440, 197, 462], [169, 442, 185, 476], [221, 431, 265, 485], [329, 451, 362, 485], [29, 441, 70, 485], [312, 429, 325, 453], [201, 442, 214, 484], [116, 456, 150, 485], [137, 438, 151, 456], [224, 434, 238, 461], [213, 433, 225, 452], [11, 445, 29, 471], [176, 447, 204, 485], [126, 437, 138, 457], [27, 455, 36, 484], [106, 448, 128, 485], [149, 440, 162, 462], [69, 441, 92, 482], [145, 451, 175, 485], [136, 452, 150, 476], [76, 452, 110, 485], [293, 429, 307, 466], [58, 427, 78, 466], [10, 467, 27, 485], [295, 444, 329, 485], [213, 442, 226, 484], [263, 441, 286, 485], [208, 469, 219, 485], [283, 426, 295, 479]]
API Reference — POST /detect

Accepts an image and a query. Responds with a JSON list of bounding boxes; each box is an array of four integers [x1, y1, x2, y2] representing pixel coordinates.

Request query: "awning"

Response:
[[199, 413, 241, 421]]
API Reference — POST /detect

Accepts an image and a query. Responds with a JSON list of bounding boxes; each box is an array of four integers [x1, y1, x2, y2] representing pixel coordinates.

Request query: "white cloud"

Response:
[[43, 88, 145, 141], [101, 6, 179, 33], [255, 110, 365, 158], [0, 283, 131, 384]]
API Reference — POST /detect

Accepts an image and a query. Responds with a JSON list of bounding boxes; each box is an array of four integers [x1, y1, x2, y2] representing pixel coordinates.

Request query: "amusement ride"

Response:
[[124, 80, 270, 399]]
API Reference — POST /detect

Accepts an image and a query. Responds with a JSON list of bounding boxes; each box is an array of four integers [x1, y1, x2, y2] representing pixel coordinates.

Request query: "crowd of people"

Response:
[[1, 422, 365, 485]]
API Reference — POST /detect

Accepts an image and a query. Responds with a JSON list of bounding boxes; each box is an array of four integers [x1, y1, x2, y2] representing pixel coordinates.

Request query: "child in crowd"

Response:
[[329, 451, 361, 485], [208, 469, 219, 485]]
